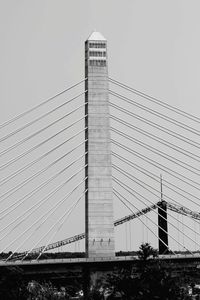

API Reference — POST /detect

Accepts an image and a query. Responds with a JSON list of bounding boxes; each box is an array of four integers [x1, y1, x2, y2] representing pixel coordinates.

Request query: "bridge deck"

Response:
[[1, 254, 200, 267]]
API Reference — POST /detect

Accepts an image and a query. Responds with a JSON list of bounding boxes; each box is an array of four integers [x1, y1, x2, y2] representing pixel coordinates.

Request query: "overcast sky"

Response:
[[0, 1, 200, 117], [1, 1, 200, 254]]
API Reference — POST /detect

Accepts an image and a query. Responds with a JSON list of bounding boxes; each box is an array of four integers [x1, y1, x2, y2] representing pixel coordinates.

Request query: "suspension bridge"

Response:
[[1, 31, 200, 275]]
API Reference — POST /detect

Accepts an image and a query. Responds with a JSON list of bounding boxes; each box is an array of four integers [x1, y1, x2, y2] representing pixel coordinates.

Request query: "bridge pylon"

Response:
[[158, 199, 169, 254], [85, 32, 115, 258], [158, 176, 169, 254]]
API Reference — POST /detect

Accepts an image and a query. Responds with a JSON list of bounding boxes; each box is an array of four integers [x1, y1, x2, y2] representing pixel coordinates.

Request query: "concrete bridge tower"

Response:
[[85, 32, 115, 258]]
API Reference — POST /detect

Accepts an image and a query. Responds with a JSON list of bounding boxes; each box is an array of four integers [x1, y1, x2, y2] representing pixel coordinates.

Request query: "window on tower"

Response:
[[89, 60, 106, 67], [89, 43, 106, 48], [89, 51, 106, 57]]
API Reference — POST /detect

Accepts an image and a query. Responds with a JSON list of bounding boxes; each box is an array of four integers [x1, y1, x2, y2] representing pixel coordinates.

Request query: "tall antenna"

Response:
[[160, 174, 163, 202]]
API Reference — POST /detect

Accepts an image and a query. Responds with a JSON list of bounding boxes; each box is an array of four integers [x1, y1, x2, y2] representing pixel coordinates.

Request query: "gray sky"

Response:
[[1, 0, 200, 117], [0, 0, 200, 253]]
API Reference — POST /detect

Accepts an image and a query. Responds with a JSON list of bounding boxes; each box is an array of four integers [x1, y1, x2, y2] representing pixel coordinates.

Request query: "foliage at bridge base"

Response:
[[0, 266, 28, 300], [87, 243, 189, 299], [88, 264, 182, 299]]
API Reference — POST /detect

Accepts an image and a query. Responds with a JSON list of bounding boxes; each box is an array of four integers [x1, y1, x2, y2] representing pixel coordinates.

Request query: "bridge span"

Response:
[[2, 253, 200, 268], [1, 254, 200, 273]]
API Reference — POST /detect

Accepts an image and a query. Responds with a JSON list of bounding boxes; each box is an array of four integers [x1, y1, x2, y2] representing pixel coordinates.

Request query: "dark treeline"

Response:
[[0, 251, 86, 260]]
